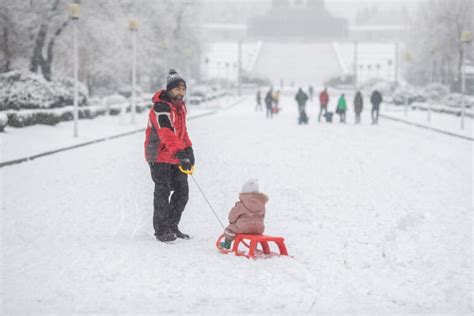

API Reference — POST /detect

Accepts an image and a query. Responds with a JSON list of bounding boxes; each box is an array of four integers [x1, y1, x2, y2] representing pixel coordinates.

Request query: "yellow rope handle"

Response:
[[178, 165, 195, 175]]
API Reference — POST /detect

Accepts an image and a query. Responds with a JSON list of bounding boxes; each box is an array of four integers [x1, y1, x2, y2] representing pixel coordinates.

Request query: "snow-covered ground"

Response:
[[1, 94, 472, 314]]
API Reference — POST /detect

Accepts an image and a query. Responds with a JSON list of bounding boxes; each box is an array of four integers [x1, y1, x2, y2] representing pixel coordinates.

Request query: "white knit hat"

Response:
[[241, 179, 259, 193]]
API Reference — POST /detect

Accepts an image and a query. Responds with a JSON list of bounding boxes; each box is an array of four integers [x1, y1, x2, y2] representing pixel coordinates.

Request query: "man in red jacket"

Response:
[[144, 69, 194, 242], [318, 87, 329, 122]]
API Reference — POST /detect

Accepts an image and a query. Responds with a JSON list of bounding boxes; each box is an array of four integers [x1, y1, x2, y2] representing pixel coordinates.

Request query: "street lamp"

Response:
[[69, 3, 80, 137], [216, 61, 221, 87], [204, 57, 209, 82], [129, 19, 139, 124], [404, 52, 412, 117], [460, 31, 472, 130], [428, 44, 438, 123]]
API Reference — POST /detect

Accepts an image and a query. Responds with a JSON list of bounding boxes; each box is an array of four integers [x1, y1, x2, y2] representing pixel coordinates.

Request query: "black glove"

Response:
[[176, 150, 192, 171], [186, 147, 195, 165]]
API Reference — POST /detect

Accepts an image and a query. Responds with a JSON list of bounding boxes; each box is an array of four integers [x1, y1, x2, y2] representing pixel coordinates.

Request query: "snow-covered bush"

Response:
[[7, 110, 61, 127], [0, 112, 8, 132], [118, 85, 143, 98], [423, 83, 450, 102], [104, 93, 128, 106], [0, 70, 88, 111]]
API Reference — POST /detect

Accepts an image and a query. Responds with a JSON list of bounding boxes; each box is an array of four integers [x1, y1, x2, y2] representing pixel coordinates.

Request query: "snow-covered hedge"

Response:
[[0, 70, 88, 111], [0, 112, 7, 132], [4, 101, 151, 128], [6, 106, 107, 128], [411, 102, 474, 118]]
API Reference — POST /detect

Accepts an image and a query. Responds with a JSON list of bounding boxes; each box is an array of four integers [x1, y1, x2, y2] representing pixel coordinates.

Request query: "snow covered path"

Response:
[[2, 95, 472, 314]]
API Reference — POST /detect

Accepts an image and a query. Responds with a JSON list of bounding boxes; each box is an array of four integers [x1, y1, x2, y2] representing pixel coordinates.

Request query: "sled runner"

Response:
[[216, 234, 289, 259]]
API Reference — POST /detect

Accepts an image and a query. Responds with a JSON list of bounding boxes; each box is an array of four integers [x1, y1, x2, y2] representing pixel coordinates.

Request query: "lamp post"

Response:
[[428, 44, 438, 123], [353, 41, 358, 93], [69, 3, 80, 137], [225, 61, 230, 88], [387, 59, 392, 81], [460, 31, 472, 130], [394, 42, 399, 85], [404, 52, 412, 117], [238, 39, 242, 96], [216, 61, 221, 88], [129, 19, 138, 124], [204, 57, 209, 82]]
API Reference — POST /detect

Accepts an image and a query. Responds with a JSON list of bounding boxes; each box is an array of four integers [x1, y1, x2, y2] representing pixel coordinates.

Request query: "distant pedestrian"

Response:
[[336, 94, 347, 123], [272, 90, 281, 114], [354, 90, 363, 124], [318, 88, 329, 122], [309, 85, 314, 101], [295, 87, 309, 124], [255, 90, 263, 111], [370, 90, 383, 124], [265, 87, 274, 119]]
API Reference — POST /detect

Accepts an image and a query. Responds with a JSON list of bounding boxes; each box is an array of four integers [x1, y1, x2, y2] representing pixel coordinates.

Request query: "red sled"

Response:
[[216, 234, 289, 259]]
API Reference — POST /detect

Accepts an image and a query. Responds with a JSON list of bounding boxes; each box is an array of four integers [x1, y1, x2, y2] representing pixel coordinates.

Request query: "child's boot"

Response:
[[220, 239, 232, 250]]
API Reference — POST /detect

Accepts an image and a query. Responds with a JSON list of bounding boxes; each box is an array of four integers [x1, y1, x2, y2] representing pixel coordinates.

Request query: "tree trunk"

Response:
[[29, 23, 48, 74], [1, 24, 11, 72], [41, 19, 69, 81]]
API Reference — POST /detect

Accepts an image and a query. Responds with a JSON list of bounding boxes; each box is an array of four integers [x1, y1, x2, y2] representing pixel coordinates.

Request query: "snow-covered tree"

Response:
[[405, 0, 473, 90], [0, 0, 202, 96]]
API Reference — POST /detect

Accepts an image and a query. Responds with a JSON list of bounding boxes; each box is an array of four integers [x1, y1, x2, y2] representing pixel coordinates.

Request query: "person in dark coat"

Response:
[[255, 90, 263, 111], [295, 87, 309, 124], [370, 90, 383, 124], [265, 87, 274, 119], [354, 90, 363, 124]]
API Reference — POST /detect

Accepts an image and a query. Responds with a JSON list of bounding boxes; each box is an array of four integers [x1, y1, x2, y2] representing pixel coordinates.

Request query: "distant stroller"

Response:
[[323, 112, 333, 123]]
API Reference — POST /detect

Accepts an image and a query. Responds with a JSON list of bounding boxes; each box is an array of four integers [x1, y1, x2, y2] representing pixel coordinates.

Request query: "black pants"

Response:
[[318, 105, 327, 121], [355, 112, 361, 124], [266, 105, 273, 119], [339, 111, 346, 123], [371, 106, 379, 124], [149, 163, 189, 237]]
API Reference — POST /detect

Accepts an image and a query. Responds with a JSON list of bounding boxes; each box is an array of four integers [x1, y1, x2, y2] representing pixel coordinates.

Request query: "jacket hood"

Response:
[[239, 193, 268, 214], [152, 89, 171, 103]]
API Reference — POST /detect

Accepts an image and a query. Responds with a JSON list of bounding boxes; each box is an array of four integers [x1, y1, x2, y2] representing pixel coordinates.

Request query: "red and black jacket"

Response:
[[144, 90, 192, 164]]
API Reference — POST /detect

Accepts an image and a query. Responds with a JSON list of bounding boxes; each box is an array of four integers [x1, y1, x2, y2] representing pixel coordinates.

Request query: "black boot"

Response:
[[156, 230, 177, 242], [173, 227, 190, 240]]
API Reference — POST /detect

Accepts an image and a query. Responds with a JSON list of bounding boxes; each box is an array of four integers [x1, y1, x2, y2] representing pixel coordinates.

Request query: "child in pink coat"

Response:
[[220, 179, 269, 250]]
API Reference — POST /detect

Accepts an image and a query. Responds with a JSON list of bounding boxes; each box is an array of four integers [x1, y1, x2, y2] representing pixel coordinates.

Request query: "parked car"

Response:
[[392, 88, 425, 105]]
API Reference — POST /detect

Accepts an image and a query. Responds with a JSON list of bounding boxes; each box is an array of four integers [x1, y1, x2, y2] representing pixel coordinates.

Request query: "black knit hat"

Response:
[[166, 69, 186, 91]]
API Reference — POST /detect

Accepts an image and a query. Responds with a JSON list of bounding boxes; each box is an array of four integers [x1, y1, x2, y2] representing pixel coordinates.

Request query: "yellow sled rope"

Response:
[[178, 165, 195, 175]]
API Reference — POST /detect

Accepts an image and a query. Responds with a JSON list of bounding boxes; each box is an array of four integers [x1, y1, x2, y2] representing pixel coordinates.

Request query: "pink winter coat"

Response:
[[227, 193, 268, 235]]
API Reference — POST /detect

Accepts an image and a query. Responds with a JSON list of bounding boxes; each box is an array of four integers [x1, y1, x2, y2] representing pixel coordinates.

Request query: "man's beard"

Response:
[[171, 94, 184, 101]]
